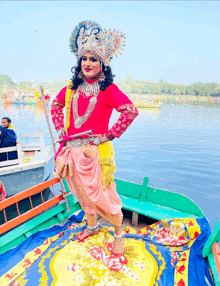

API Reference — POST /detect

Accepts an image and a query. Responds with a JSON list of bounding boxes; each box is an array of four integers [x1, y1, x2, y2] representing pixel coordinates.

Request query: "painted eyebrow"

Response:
[[82, 56, 98, 60]]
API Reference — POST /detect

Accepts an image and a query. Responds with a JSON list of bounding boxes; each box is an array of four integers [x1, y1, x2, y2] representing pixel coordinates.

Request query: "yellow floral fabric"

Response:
[[0, 217, 212, 286], [98, 141, 116, 189]]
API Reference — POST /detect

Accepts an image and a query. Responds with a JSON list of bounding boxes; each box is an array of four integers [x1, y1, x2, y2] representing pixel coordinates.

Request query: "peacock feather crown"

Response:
[[69, 20, 126, 66]]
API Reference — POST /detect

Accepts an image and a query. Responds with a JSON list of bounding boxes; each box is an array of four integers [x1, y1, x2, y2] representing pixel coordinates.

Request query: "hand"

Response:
[[90, 134, 108, 145], [57, 127, 66, 139]]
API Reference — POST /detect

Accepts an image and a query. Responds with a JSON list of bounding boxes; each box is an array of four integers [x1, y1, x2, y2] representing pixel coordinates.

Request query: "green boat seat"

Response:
[[115, 177, 204, 225], [120, 195, 198, 221]]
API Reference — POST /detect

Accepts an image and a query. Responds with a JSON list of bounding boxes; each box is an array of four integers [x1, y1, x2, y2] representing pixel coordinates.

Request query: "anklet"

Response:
[[114, 231, 124, 243], [87, 223, 99, 234], [87, 223, 99, 230]]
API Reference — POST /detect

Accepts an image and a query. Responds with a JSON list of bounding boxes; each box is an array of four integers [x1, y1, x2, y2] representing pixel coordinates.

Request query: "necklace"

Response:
[[73, 80, 100, 129], [78, 80, 100, 98]]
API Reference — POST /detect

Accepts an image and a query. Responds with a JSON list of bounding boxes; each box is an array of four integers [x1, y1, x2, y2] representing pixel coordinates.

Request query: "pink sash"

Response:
[[54, 145, 123, 226]]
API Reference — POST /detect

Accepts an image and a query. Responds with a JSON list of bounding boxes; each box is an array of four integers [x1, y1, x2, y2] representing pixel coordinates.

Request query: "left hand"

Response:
[[90, 134, 108, 145]]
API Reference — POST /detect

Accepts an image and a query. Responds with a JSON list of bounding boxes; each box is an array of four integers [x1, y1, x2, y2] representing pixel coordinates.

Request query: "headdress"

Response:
[[69, 20, 126, 66]]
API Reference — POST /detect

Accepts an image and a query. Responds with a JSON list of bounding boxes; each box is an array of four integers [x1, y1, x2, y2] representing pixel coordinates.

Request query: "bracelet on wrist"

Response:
[[105, 132, 115, 141], [103, 134, 109, 141], [57, 130, 63, 137]]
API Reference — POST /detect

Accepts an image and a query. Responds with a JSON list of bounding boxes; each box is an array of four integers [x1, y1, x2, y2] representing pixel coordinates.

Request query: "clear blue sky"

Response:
[[0, 1, 220, 84]]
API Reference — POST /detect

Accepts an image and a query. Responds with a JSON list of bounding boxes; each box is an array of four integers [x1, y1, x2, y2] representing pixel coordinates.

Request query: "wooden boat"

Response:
[[133, 100, 162, 108], [1, 95, 12, 105], [0, 130, 52, 197], [12, 98, 37, 105], [0, 175, 219, 284], [10, 97, 50, 106]]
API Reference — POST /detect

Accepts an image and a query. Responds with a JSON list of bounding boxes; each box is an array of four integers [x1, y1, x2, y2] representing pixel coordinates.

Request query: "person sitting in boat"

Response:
[[0, 180, 6, 201], [1, 117, 14, 130], [51, 20, 138, 256], [0, 126, 18, 162]]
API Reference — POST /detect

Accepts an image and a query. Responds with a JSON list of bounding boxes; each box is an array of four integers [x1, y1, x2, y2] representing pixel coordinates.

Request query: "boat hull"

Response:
[[0, 146, 52, 196], [0, 166, 45, 197]]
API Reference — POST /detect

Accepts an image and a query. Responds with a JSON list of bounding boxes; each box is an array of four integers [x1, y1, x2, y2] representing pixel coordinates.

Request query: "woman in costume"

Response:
[[0, 126, 17, 162], [51, 21, 138, 256]]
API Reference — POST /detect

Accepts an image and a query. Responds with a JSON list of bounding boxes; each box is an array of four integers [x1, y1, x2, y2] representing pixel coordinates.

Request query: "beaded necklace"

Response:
[[73, 80, 100, 129]]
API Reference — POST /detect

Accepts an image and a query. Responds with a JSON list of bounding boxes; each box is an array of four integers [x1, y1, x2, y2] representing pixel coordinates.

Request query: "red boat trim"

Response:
[[0, 178, 61, 235]]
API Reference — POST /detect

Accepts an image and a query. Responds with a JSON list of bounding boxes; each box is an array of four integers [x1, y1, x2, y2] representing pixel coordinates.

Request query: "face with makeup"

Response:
[[81, 52, 102, 79]]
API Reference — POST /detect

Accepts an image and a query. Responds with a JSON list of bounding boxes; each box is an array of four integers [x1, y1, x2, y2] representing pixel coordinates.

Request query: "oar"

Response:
[[40, 86, 70, 213]]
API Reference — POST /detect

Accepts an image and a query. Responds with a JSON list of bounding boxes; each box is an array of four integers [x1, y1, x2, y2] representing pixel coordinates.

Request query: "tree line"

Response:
[[115, 75, 220, 97], [1, 74, 220, 97]]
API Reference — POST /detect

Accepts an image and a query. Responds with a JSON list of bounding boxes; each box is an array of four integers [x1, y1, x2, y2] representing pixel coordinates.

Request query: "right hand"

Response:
[[57, 127, 66, 139]]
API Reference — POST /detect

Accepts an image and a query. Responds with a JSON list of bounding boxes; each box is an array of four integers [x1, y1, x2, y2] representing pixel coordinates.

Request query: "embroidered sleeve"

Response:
[[51, 98, 65, 131], [51, 87, 67, 131], [106, 103, 138, 139]]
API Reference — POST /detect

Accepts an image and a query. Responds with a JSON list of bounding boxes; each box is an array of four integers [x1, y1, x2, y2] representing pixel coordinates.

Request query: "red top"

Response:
[[54, 82, 133, 136]]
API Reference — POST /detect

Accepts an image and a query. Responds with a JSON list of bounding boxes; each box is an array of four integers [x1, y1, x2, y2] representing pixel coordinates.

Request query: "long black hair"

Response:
[[70, 57, 115, 91]]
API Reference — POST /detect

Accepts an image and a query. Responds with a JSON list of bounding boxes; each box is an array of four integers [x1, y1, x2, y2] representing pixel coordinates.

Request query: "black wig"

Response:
[[70, 58, 115, 91]]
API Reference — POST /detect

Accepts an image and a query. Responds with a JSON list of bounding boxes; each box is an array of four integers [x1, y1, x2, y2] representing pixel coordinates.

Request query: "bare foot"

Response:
[[76, 227, 99, 242], [112, 238, 124, 256], [76, 229, 91, 241]]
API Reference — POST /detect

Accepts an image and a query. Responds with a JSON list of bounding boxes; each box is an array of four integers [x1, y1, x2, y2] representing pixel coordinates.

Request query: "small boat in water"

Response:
[[133, 100, 162, 108], [0, 130, 52, 198], [1, 95, 12, 105], [12, 98, 37, 105], [9, 95, 50, 106]]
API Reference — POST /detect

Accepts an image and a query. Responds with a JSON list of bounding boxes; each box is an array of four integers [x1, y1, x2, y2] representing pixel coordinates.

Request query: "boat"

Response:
[[0, 130, 53, 198], [0, 173, 219, 285], [11, 98, 37, 105], [133, 100, 162, 108], [1, 95, 12, 105], [10, 96, 50, 106]]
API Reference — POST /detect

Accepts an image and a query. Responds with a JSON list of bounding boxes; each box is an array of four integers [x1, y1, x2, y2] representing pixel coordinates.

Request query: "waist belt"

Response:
[[66, 137, 91, 148]]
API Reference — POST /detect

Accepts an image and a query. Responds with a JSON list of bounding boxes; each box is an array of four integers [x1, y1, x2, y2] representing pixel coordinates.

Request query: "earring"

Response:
[[78, 70, 85, 79], [98, 71, 105, 82]]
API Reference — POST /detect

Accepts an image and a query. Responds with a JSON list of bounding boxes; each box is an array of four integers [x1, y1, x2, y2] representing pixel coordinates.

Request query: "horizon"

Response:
[[1, 73, 220, 86], [1, 1, 220, 85]]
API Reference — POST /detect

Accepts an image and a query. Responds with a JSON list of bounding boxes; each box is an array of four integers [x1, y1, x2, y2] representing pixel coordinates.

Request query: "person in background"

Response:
[[0, 181, 6, 201], [1, 117, 14, 130], [0, 126, 18, 162]]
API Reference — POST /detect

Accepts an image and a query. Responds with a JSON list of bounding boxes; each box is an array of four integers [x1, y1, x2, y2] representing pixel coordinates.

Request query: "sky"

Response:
[[0, 1, 220, 85]]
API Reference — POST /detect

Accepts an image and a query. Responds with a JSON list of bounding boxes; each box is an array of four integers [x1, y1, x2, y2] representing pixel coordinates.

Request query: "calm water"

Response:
[[1, 103, 220, 230]]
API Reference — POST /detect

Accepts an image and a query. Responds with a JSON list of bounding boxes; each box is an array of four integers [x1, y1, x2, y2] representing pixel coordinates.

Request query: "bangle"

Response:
[[104, 134, 109, 141], [105, 132, 115, 141], [57, 130, 63, 137]]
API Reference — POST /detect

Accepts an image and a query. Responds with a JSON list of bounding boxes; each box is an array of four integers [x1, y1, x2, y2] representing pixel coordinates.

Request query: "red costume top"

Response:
[[51, 79, 138, 139]]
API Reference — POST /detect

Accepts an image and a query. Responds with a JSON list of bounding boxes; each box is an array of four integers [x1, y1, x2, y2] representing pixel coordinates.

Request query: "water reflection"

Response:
[[137, 107, 161, 117]]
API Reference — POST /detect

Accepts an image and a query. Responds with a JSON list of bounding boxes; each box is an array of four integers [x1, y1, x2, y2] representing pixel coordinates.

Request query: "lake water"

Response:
[[1, 102, 219, 230]]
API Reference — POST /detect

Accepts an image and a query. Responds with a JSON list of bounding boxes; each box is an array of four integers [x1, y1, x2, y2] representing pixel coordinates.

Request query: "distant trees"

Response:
[[0, 74, 69, 95], [115, 75, 220, 97], [1, 73, 220, 97]]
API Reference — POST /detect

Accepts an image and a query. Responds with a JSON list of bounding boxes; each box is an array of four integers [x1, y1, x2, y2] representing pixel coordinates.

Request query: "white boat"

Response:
[[133, 100, 162, 108], [0, 130, 52, 197]]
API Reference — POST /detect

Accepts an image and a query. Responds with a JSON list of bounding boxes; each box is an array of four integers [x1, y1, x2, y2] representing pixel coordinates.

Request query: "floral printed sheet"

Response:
[[0, 214, 213, 286]]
